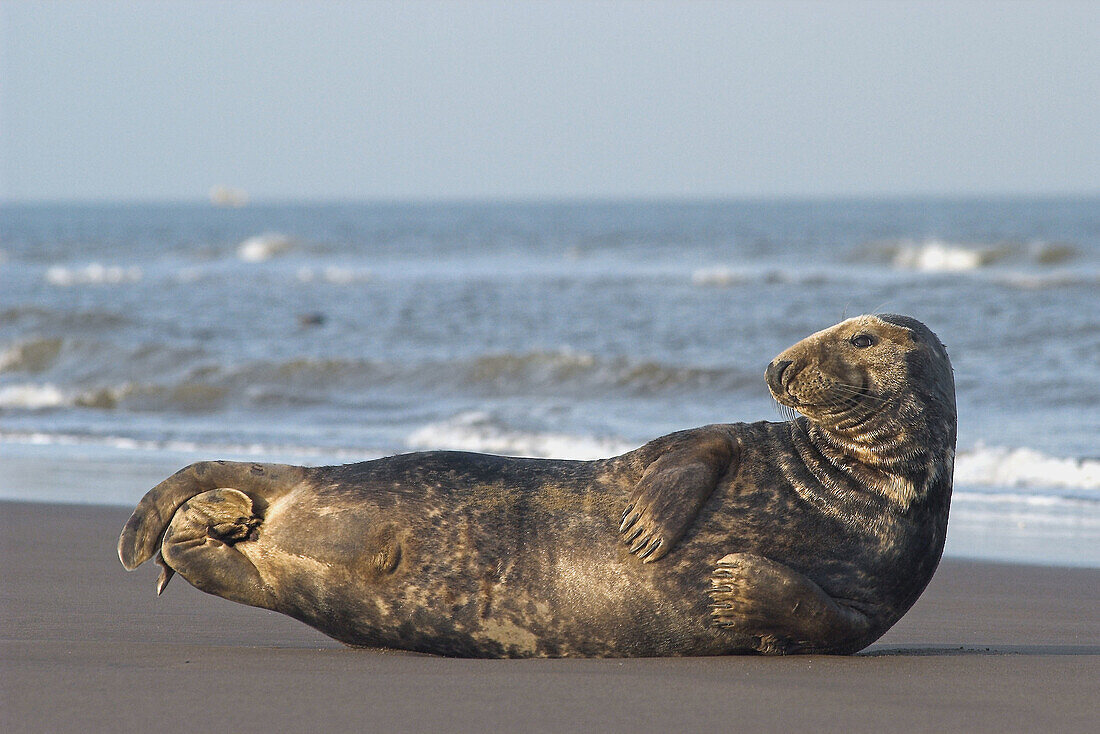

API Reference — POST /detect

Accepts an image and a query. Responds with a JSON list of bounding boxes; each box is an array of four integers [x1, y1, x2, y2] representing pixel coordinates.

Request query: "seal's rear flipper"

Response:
[[619, 428, 738, 562], [708, 552, 874, 655], [158, 488, 274, 609], [147, 487, 260, 596], [118, 460, 308, 572]]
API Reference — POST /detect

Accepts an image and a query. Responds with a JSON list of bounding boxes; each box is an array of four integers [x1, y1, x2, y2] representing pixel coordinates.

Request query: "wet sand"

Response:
[[1, 500, 1097, 733]]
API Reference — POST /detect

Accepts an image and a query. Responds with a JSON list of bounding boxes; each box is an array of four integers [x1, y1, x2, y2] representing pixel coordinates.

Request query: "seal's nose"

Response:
[[765, 359, 793, 394]]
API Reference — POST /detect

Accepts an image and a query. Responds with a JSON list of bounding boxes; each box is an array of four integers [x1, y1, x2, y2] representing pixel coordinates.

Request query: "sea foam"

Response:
[[891, 241, 994, 272], [955, 445, 1100, 491], [406, 411, 636, 460], [45, 263, 143, 286], [237, 233, 294, 262], [0, 428, 379, 465], [868, 238, 1079, 274], [0, 383, 68, 409]]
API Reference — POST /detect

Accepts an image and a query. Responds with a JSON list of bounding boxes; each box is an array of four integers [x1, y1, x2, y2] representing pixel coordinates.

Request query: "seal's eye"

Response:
[[850, 333, 875, 349]]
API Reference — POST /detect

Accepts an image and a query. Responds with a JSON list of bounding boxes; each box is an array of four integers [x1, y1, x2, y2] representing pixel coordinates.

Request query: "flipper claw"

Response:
[[629, 533, 654, 554], [639, 539, 662, 562], [154, 551, 175, 595], [619, 510, 640, 533]]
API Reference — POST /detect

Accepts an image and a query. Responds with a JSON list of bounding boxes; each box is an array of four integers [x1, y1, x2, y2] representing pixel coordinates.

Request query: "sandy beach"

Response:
[[1, 500, 1096, 733]]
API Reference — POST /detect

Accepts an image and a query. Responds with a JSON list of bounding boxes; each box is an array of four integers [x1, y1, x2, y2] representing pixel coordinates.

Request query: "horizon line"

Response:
[[3, 191, 1099, 207]]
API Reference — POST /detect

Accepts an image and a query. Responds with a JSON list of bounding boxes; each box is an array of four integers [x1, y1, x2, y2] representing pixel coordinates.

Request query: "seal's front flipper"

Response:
[[709, 553, 873, 654], [620, 429, 737, 563]]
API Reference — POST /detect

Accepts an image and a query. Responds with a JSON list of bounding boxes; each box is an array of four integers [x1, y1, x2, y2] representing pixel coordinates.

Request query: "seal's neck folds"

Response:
[[795, 388, 956, 512]]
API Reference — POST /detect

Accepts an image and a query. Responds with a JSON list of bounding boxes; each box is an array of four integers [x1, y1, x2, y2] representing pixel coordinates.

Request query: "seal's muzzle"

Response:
[[765, 359, 793, 397]]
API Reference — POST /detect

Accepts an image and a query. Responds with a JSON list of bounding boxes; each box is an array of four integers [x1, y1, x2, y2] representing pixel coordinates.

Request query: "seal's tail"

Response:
[[117, 460, 308, 571]]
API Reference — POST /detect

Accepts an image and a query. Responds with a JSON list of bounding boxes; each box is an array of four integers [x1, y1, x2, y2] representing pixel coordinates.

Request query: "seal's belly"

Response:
[[236, 481, 717, 656]]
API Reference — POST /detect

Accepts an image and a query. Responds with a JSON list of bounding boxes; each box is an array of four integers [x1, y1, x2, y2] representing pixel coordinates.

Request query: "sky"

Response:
[[1, 0, 1097, 201]]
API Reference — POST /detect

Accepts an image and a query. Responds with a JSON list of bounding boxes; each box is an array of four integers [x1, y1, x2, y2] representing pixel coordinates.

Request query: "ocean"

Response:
[[1, 199, 1097, 566]]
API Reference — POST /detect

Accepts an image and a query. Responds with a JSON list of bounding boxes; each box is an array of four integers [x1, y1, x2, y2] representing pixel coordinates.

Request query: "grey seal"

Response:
[[118, 314, 956, 656]]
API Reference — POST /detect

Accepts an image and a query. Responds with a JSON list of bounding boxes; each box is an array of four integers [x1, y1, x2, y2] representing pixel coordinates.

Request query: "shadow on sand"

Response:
[[861, 644, 1100, 657]]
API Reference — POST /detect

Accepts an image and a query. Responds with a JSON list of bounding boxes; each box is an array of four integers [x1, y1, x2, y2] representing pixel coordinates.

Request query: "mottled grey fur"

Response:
[[118, 314, 955, 656]]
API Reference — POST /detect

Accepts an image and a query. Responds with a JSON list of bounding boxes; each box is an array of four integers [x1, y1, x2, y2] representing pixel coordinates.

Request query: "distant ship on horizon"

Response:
[[208, 185, 249, 208]]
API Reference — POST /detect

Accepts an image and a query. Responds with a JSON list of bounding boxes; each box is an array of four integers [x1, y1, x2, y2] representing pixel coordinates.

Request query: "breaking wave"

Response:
[[460, 350, 754, 394], [893, 241, 997, 272], [0, 381, 228, 412], [0, 337, 63, 373], [237, 233, 295, 262], [0, 306, 130, 329], [0, 347, 759, 414], [955, 445, 1100, 493], [859, 239, 1078, 273], [406, 411, 636, 460], [0, 428, 378, 464], [0, 383, 69, 409]]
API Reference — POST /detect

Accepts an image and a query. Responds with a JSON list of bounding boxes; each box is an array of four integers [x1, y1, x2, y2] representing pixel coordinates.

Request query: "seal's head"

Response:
[[766, 314, 955, 452]]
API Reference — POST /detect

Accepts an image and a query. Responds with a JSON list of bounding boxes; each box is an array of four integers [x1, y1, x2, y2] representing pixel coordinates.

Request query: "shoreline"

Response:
[[2, 500, 1097, 732], [2, 446, 1096, 569]]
